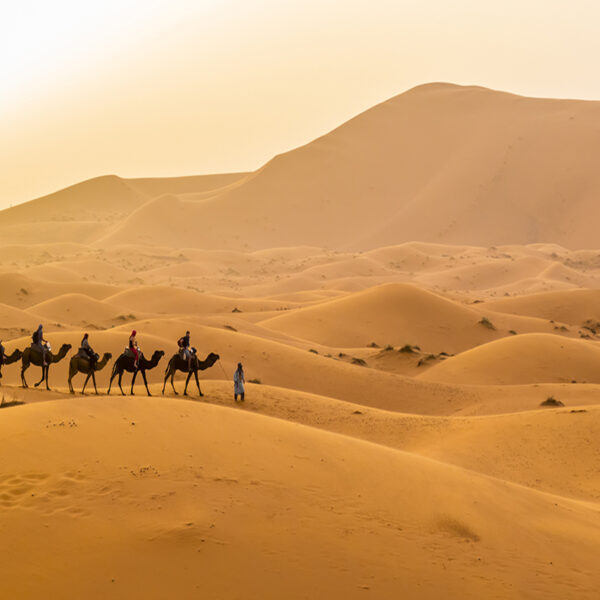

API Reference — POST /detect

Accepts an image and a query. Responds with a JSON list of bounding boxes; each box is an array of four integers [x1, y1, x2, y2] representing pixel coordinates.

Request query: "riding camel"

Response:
[[107, 350, 164, 396], [21, 343, 72, 390], [68, 352, 113, 395], [162, 351, 220, 396], [0, 349, 23, 383]]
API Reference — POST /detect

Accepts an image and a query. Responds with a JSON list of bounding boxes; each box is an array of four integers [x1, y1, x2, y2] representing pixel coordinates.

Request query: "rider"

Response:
[[0, 340, 5, 365], [33, 324, 49, 366], [129, 330, 139, 368], [80, 333, 97, 369], [177, 330, 192, 371]]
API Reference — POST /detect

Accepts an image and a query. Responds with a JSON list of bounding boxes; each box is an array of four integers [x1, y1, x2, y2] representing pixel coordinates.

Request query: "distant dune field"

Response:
[[1, 84, 599, 599]]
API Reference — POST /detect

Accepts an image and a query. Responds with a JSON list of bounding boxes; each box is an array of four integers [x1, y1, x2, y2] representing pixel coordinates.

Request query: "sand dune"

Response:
[[420, 333, 600, 385], [0, 272, 120, 308], [1, 396, 598, 599], [484, 289, 600, 326], [124, 172, 249, 198], [105, 287, 295, 315], [88, 83, 600, 251], [260, 282, 559, 353], [28, 294, 123, 327]]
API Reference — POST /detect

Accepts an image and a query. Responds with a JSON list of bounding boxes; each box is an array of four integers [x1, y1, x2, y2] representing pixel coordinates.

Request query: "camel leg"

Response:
[[82, 372, 92, 394], [163, 366, 176, 395], [142, 370, 151, 396], [21, 361, 29, 388], [46, 366, 51, 391], [170, 369, 178, 395], [183, 371, 193, 396], [107, 365, 119, 395], [131, 370, 138, 395], [194, 370, 203, 397], [34, 366, 46, 388], [162, 369, 168, 394], [118, 371, 125, 396], [92, 372, 98, 395], [68, 368, 75, 394]]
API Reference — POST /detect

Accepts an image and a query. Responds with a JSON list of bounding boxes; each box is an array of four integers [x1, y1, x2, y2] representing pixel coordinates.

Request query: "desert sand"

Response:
[[1, 83, 599, 598]]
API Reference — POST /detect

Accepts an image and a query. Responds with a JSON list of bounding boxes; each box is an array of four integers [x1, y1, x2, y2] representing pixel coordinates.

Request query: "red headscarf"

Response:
[[131, 330, 137, 337]]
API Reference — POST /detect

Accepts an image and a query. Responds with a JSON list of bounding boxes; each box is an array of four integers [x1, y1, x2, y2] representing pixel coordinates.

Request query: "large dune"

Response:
[[259, 282, 559, 353], [91, 83, 600, 251], [420, 333, 600, 385], [1, 397, 598, 599]]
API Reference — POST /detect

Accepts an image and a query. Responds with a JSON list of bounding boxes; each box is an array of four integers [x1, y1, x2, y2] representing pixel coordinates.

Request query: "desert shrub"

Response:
[[540, 396, 564, 407], [351, 357, 367, 366], [223, 325, 237, 332], [368, 342, 380, 348], [417, 354, 437, 367], [383, 345, 394, 351], [508, 330, 517, 335], [248, 378, 261, 384], [479, 317, 496, 330], [399, 344, 418, 353], [309, 349, 318, 354]]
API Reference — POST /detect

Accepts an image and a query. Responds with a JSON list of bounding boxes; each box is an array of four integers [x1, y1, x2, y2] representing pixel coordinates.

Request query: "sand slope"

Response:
[[420, 333, 600, 385], [1, 397, 598, 599], [93, 83, 600, 250]]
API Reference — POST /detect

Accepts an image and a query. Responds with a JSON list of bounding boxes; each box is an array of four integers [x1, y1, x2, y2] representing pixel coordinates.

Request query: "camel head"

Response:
[[152, 350, 165, 361], [206, 352, 220, 363]]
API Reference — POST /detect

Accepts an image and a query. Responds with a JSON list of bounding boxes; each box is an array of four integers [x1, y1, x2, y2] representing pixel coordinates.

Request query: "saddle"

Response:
[[124, 347, 138, 359], [31, 342, 50, 351], [179, 347, 197, 359], [77, 348, 98, 361]]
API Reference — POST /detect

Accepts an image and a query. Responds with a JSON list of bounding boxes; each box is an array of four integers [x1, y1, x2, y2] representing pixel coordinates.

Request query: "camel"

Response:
[[162, 351, 220, 396], [107, 350, 164, 396], [68, 352, 113, 395], [0, 349, 23, 383], [21, 343, 72, 390]]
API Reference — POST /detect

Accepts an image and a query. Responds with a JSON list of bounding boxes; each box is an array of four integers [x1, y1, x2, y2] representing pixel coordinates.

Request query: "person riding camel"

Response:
[[129, 330, 139, 368], [32, 324, 49, 366], [80, 333, 97, 369], [177, 330, 192, 371]]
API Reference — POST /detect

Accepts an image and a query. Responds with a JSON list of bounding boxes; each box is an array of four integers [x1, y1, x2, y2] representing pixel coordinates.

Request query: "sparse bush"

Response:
[[248, 378, 261, 384], [479, 317, 496, 330], [417, 354, 437, 367], [383, 345, 394, 352], [368, 342, 380, 348], [351, 357, 367, 366], [399, 344, 418, 353], [223, 325, 237, 332], [540, 396, 564, 407], [309, 349, 318, 354], [232, 307, 242, 313], [508, 330, 517, 335]]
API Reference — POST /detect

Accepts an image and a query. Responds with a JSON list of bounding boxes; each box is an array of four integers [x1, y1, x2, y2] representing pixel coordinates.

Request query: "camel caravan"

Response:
[[0, 326, 221, 397]]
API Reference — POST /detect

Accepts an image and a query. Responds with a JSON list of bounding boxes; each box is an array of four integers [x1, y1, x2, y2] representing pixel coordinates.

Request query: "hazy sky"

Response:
[[2, 0, 599, 208]]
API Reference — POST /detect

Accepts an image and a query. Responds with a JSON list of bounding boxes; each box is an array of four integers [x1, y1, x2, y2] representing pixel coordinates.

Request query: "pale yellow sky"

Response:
[[1, 0, 599, 208]]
